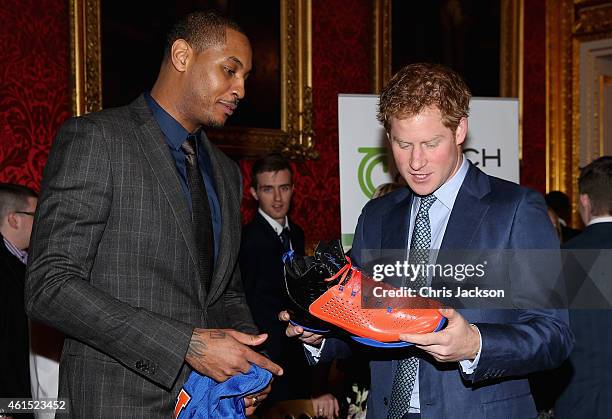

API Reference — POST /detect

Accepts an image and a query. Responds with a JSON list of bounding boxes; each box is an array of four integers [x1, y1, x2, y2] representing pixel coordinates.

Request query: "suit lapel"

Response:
[[441, 164, 491, 250], [255, 212, 284, 246], [203, 136, 239, 305], [253, 213, 300, 254], [288, 220, 305, 255], [381, 192, 413, 254], [133, 98, 204, 298]]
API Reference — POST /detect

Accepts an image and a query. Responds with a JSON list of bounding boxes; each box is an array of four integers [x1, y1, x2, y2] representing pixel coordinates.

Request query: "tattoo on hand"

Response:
[[210, 330, 226, 339], [187, 332, 207, 359]]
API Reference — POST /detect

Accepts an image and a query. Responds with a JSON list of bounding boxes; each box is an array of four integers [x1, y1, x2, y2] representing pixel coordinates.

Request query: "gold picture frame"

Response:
[[372, 0, 522, 98], [372, 0, 523, 159], [600, 74, 612, 156], [69, 0, 316, 160]]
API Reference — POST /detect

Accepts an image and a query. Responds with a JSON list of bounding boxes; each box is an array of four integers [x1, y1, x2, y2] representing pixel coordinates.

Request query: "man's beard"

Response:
[[204, 113, 226, 129]]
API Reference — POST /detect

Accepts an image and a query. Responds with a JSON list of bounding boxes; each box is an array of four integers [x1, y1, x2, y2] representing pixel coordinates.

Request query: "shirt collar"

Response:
[[430, 154, 470, 210], [258, 208, 289, 235], [3, 236, 27, 265], [144, 92, 201, 149], [588, 215, 612, 226]]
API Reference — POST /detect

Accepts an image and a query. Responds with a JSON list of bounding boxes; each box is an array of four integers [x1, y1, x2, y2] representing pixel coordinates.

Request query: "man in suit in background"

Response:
[[240, 154, 304, 360], [555, 156, 612, 419], [0, 184, 37, 419], [25, 11, 281, 417], [241, 154, 340, 418], [285, 63, 573, 418], [241, 153, 306, 390]]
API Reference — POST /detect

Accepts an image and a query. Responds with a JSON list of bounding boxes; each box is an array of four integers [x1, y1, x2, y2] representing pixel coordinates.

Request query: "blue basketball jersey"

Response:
[[174, 365, 272, 418]]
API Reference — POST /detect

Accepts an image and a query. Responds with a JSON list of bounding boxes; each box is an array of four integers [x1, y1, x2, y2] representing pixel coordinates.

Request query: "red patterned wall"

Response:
[[520, 0, 546, 192], [0, 0, 70, 191], [241, 0, 372, 250], [1, 0, 548, 245]]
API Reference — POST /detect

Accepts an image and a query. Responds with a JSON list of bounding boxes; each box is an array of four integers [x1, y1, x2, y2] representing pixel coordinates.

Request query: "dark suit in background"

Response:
[[240, 211, 309, 400], [555, 221, 612, 419], [25, 95, 256, 417], [560, 224, 581, 243], [0, 234, 32, 404]]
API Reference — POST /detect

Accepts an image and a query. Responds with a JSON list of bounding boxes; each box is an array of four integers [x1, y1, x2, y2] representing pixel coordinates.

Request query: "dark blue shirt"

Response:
[[144, 92, 221, 261]]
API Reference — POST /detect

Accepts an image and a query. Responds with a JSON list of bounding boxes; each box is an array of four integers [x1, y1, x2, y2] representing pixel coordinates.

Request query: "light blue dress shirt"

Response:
[[407, 155, 482, 412]]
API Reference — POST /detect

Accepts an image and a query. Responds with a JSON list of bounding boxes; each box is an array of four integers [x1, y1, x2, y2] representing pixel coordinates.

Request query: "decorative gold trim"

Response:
[[518, 0, 524, 161], [600, 75, 612, 157], [500, 0, 521, 98], [546, 0, 612, 226], [500, 0, 523, 159], [574, 2, 612, 35], [70, 0, 101, 116], [372, 0, 391, 93], [280, 0, 318, 160], [69, 0, 315, 160], [374, 1, 520, 99], [545, 0, 572, 194]]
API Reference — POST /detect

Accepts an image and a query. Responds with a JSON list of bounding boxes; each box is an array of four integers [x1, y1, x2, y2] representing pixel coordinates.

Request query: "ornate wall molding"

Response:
[[601, 74, 612, 154], [579, 39, 612, 165], [372, 0, 391, 93], [500, 0, 523, 99], [280, 0, 318, 160], [69, 0, 315, 160], [69, 0, 101, 115], [575, 1, 612, 35], [546, 0, 612, 225]]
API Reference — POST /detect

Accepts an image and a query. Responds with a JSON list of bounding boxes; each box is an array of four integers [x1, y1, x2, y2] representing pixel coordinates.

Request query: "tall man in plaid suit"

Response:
[[25, 11, 281, 417]]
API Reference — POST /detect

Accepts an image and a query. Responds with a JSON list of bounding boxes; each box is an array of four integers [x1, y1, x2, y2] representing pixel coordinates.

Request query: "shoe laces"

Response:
[[323, 258, 398, 311], [324, 256, 362, 297]]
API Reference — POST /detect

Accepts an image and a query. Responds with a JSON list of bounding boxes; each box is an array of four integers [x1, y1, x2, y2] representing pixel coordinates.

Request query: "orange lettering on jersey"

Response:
[[174, 388, 192, 419]]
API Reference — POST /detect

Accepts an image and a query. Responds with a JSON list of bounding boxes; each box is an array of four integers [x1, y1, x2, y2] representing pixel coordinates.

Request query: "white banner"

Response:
[[338, 94, 519, 247]]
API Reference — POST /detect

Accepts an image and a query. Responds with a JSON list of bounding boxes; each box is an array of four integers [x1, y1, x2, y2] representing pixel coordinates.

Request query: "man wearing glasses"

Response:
[[0, 183, 37, 418]]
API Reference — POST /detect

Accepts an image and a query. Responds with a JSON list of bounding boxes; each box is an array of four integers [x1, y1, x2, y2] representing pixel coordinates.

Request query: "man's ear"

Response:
[[6, 212, 19, 229], [250, 187, 259, 201], [455, 117, 468, 146], [579, 194, 591, 215], [577, 193, 590, 225], [170, 39, 191, 72]]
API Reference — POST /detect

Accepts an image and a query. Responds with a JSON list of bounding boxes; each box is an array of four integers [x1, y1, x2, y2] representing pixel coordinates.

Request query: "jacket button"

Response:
[[384, 397, 388, 406]]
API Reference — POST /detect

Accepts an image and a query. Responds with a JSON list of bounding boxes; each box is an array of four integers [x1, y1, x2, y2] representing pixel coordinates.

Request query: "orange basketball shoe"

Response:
[[283, 240, 445, 346]]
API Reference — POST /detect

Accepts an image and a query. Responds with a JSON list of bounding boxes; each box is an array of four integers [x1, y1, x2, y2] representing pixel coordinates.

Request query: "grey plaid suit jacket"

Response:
[[25, 95, 257, 418]]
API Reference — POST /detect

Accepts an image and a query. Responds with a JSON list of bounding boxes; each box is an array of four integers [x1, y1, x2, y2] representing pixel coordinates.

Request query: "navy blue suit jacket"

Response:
[[321, 163, 573, 419], [555, 222, 612, 419]]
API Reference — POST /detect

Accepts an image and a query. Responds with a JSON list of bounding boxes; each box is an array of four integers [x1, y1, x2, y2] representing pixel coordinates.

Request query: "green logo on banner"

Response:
[[357, 147, 389, 198]]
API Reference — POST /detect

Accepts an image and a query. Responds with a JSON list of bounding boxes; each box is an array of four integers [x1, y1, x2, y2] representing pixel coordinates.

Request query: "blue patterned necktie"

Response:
[[387, 194, 437, 419], [279, 227, 291, 252]]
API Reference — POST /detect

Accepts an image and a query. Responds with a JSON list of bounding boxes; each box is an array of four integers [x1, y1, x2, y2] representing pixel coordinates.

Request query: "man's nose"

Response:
[[233, 78, 245, 100], [410, 147, 427, 170], [273, 188, 281, 201]]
